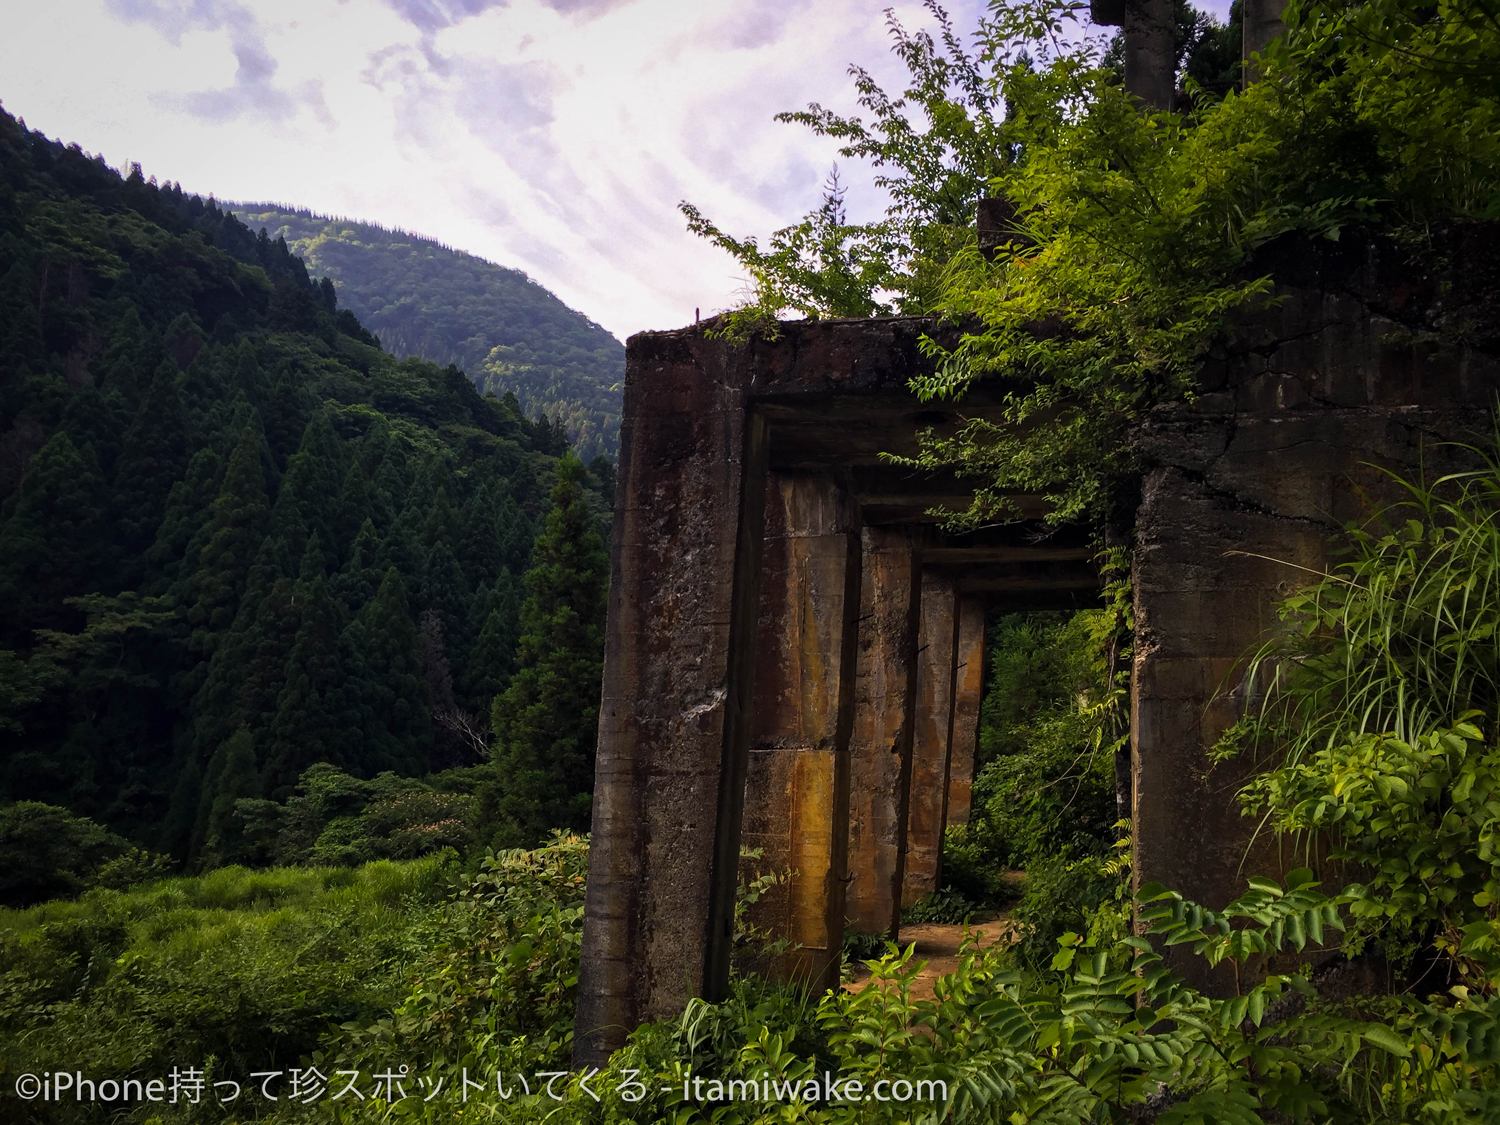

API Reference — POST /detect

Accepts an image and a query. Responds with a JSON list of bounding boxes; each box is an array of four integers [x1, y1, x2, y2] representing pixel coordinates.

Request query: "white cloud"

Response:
[[3, 0, 992, 339]]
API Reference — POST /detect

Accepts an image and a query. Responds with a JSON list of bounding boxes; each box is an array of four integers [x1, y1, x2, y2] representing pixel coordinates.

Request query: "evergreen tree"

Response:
[[457, 480, 503, 593], [184, 427, 271, 653], [263, 409, 343, 573], [461, 567, 521, 712], [421, 540, 472, 669], [332, 517, 384, 612], [178, 338, 226, 431], [147, 445, 225, 592], [263, 539, 348, 794], [0, 432, 110, 636], [157, 756, 201, 860], [485, 454, 608, 845], [263, 365, 312, 465], [366, 429, 408, 529], [357, 566, 430, 775], [224, 575, 300, 750], [113, 357, 190, 561], [96, 305, 164, 399], [335, 460, 374, 562], [382, 504, 427, 591], [60, 381, 128, 478], [496, 494, 535, 573], [191, 729, 260, 867], [229, 338, 271, 406]]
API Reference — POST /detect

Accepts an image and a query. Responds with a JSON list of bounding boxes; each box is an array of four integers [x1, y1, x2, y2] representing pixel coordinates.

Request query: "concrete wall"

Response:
[[1131, 227, 1500, 989]]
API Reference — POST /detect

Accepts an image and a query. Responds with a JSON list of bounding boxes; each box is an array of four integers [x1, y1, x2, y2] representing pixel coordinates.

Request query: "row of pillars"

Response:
[[737, 474, 987, 992], [572, 374, 996, 1066], [1092, 0, 1288, 108]]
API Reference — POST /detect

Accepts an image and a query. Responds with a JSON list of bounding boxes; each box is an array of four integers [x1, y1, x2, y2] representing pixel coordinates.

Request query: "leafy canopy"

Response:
[[687, 0, 1500, 524]]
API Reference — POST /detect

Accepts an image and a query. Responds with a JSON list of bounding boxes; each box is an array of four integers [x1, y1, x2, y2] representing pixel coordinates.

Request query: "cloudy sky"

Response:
[[2, 0, 1221, 340]]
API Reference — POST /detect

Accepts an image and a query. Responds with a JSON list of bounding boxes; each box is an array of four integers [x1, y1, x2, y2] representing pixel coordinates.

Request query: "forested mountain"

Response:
[[230, 204, 624, 460], [0, 106, 611, 873]]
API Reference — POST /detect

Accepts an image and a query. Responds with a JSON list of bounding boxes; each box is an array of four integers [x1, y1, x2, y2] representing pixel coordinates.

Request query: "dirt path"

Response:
[[843, 916, 1017, 1001]]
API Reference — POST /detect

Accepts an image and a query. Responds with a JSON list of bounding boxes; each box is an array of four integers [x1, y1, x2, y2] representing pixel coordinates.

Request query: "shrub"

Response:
[[0, 801, 130, 906]]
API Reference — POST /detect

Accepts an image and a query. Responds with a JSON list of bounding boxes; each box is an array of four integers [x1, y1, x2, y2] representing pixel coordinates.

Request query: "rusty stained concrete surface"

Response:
[[845, 526, 924, 939], [575, 224, 1500, 1066], [573, 333, 769, 1063], [740, 472, 859, 993]]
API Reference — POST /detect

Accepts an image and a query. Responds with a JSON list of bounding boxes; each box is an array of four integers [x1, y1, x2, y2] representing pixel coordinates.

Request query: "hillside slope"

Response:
[[232, 204, 623, 460], [0, 108, 611, 860]]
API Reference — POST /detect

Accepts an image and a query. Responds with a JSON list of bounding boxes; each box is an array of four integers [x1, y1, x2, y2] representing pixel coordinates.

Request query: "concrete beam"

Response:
[[902, 572, 959, 907], [574, 333, 769, 1067], [946, 598, 986, 829], [846, 526, 923, 938], [740, 472, 860, 993]]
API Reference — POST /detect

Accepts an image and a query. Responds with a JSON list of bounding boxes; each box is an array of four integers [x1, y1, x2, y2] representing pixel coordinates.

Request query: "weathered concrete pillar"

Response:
[[901, 573, 959, 907], [945, 597, 986, 829], [1091, 0, 1174, 109], [1242, 0, 1287, 85], [574, 333, 768, 1067], [1124, 0, 1175, 109], [740, 472, 860, 994], [846, 527, 922, 938]]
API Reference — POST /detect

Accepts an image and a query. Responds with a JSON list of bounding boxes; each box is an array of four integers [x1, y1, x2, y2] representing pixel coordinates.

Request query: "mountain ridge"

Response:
[[228, 203, 624, 460]]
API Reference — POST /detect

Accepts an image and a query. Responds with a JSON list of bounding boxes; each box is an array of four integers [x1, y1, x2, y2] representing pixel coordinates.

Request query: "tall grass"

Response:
[[1226, 441, 1500, 767], [0, 855, 455, 1119]]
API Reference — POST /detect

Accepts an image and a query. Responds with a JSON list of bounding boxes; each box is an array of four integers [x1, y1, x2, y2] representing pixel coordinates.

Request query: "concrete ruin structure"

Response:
[[568, 0, 1500, 1064], [572, 222, 1500, 1065]]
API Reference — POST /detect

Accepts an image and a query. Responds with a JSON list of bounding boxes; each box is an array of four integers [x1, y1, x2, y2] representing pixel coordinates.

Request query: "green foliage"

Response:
[[485, 454, 609, 846], [399, 873, 1494, 1124], [960, 609, 1118, 904], [688, 0, 1500, 525], [1226, 449, 1500, 762], [233, 762, 476, 868], [0, 853, 454, 1119], [0, 801, 129, 906], [232, 204, 624, 460], [320, 832, 590, 1108], [901, 886, 979, 925], [1220, 445, 1500, 991], [1245, 724, 1500, 990]]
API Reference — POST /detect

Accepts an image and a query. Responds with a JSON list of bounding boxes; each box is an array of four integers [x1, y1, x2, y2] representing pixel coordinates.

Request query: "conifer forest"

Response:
[[5, 0, 1500, 1121]]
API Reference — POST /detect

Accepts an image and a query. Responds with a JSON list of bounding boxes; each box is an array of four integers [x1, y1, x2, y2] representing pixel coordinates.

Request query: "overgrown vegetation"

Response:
[[232, 205, 624, 461], [0, 854, 455, 1120], [687, 0, 1500, 525]]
